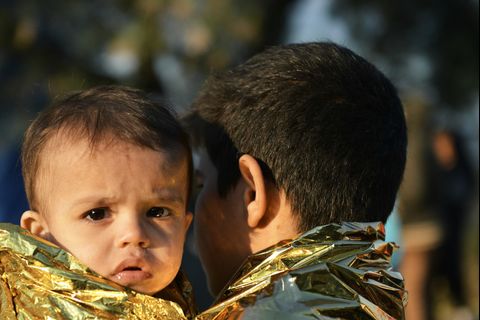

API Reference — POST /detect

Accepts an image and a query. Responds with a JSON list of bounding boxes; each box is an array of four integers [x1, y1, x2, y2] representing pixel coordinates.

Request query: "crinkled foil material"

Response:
[[0, 223, 195, 319], [196, 222, 407, 320]]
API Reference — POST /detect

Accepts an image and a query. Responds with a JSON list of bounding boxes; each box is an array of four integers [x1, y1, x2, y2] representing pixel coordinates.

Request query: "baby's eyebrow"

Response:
[[69, 196, 116, 208], [152, 187, 185, 205], [67, 188, 185, 211]]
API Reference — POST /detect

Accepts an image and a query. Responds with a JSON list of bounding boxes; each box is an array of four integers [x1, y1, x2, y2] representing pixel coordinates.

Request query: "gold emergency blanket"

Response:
[[197, 222, 407, 320], [0, 223, 195, 319]]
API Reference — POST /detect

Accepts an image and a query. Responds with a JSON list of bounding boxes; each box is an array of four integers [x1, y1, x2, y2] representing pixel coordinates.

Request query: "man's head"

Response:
[[186, 42, 407, 294], [20, 85, 193, 294]]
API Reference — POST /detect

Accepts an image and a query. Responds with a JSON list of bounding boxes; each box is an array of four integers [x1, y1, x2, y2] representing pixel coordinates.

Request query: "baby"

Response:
[[19, 85, 193, 296]]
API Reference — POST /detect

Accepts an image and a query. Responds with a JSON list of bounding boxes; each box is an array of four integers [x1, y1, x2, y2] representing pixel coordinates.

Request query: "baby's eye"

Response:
[[84, 208, 107, 221], [146, 207, 171, 218]]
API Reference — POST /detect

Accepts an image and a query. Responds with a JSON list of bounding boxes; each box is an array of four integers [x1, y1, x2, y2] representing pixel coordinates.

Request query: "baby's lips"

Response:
[[111, 257, 148, 276]]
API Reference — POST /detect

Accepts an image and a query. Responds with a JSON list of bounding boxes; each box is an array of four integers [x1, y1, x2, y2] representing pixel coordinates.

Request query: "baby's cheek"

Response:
[[149, 247, 182, 292], [165, 235, 185, 267], [146, 221, 189, 289], [158, 231, 185, 270], [62, 240, 109, 276]]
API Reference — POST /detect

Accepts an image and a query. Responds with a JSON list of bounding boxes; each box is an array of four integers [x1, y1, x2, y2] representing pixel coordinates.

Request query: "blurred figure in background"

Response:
[[399, 99, 443, 320], [400, 97, 478, 320], [427, 129, 476, 320]]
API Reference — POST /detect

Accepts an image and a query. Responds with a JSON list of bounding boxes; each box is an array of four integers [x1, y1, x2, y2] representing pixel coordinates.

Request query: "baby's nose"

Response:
[[117, 220, 150, 248]]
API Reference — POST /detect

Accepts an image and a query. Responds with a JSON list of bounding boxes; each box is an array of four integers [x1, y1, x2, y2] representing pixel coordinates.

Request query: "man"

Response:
[[185, 42, 407, 319]]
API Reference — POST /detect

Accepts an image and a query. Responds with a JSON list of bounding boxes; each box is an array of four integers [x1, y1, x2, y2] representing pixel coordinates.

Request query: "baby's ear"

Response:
[[20, 210, 49, 238]]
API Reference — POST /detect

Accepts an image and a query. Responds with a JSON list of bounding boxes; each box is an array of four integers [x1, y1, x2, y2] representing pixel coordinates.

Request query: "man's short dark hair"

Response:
[[22, 85, 192, 210], [186, 42, 407, 231]]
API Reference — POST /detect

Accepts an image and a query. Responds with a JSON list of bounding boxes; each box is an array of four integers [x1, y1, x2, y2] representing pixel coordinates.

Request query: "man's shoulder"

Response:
[[197, 222, 407, 320]]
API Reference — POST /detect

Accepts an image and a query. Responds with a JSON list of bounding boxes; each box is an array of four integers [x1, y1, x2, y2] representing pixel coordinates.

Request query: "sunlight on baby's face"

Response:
[[35, 136, 192, 294]]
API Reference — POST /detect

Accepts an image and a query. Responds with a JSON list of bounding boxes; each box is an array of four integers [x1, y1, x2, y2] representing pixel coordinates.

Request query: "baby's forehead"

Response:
[[41, 131, 185, 165], [36, 132, 188, 188], [39, 127, 188, 175], [40, 132, 111, 164]]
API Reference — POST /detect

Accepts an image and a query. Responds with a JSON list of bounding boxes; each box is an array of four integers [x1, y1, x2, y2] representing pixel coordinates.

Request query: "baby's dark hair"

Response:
[[22, 85, 192, 211], [186, 42, 407, 231]]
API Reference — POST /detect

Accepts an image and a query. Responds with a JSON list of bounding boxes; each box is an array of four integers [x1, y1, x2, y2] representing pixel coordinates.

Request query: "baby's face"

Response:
[[28, 137, 192, 295]]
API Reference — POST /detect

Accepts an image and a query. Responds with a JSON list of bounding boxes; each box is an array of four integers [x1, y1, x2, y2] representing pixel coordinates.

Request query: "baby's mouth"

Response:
[[112, 268, 152, 285], [111, 261, 152, 285], [123, 266, 142, 271]]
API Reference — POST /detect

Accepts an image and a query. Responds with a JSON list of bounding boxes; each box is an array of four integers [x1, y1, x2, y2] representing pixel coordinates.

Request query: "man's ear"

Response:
[[20, 210, 49, 238], [238, 154, 267, 228]]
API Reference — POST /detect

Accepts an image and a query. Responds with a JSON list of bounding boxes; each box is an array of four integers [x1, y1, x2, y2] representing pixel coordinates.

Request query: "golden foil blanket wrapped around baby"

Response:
[[196, 222, 408, 320], [0, 223, 195, 319]]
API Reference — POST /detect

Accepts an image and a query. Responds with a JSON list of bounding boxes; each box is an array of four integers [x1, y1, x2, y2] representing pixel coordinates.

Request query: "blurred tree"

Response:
[[331, 0, 479, 110], [0, 0, 295, 145]]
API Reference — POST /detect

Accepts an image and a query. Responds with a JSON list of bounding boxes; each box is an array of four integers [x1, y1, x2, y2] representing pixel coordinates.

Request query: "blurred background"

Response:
[[0, 1, 478, 319]]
